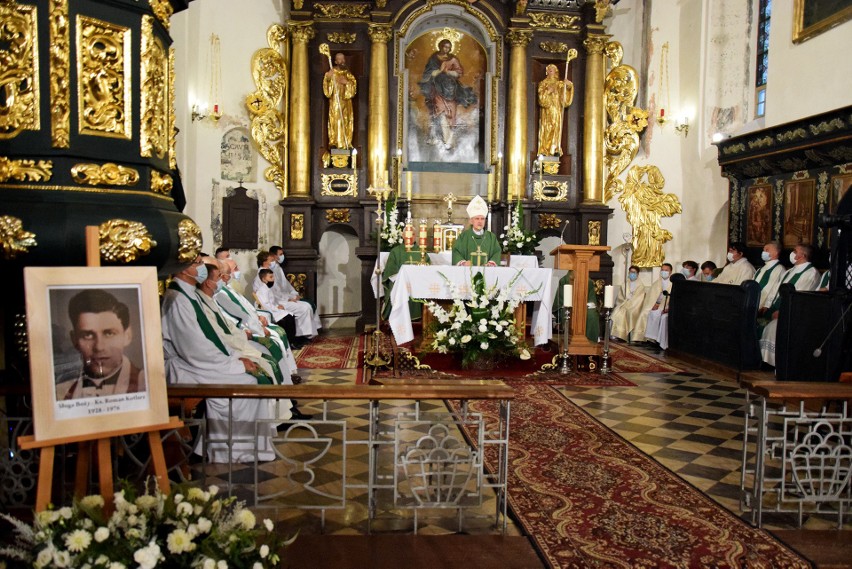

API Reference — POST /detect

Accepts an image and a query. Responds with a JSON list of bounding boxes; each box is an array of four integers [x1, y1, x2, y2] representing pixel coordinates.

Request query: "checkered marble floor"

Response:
[[193, 332, 848, 535]]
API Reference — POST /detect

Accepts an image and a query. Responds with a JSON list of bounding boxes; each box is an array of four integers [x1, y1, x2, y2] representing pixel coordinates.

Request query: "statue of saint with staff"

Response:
[[320, 45, 357, 149], [537, 50, 576, 157]]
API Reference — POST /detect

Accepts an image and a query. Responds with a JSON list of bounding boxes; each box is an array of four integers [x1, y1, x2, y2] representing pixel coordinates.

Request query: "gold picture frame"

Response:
[[25, 266, 168, 442], [793, 0, 852, 43]]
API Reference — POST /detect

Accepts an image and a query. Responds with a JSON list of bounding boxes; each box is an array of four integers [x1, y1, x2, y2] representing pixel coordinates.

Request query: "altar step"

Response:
[[285, 534, 544, 569], [771, 530, 852, 568]]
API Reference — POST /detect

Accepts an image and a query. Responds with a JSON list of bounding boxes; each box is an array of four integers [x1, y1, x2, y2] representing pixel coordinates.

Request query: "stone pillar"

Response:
[[288, 22, 315, 197], [505, 28, 532, 202], [367, 23, 392, 188], [582, 35, 608, 205]]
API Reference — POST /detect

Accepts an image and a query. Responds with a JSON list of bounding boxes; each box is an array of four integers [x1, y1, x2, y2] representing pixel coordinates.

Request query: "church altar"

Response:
[[388, 265, 553, 346]]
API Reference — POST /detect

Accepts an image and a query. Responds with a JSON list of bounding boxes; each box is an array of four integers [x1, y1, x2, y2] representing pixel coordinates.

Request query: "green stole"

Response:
[[756, 261, 781, 288], [767, 263, 813, 314]]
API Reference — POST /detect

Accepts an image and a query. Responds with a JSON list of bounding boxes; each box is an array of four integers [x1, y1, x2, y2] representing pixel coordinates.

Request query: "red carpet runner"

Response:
[[295, 335, 360, 369], [448, 380, 810, 568]]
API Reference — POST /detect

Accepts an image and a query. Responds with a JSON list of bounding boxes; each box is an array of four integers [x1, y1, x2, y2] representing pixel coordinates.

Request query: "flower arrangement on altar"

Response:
[[378, 192, 405, 250], [499, 200, 540, 256], [0, 482, 290, 569], [423, 271, 533, 368]]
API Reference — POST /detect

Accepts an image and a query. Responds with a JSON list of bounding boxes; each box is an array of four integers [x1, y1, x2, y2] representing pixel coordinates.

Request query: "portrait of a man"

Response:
[[54, 288, 147, 400]]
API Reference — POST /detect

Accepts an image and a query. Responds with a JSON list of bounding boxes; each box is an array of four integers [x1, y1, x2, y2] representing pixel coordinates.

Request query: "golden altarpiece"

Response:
[[251, 0, 632, 329]]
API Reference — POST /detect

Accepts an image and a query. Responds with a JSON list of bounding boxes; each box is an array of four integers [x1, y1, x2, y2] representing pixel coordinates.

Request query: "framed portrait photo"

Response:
[[793, 0, 852, 43], [24, 266, 169, 442]]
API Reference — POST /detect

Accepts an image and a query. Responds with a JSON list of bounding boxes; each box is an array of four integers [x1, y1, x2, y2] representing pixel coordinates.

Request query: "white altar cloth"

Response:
[[389, 265, 553, 346]]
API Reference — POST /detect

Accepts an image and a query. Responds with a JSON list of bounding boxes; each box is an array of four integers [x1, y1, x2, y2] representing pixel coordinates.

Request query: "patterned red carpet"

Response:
[[448, 380, 810, 568], [295, 335, 360, 369]]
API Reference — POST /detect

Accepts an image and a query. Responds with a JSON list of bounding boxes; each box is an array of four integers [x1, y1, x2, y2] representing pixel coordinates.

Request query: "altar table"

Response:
[[389, 265, 553, 346]]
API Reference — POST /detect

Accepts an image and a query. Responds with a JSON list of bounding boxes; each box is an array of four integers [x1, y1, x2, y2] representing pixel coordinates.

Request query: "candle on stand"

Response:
[[496, 152, 503, 202], [563, 284, 573, 308], [538, 154, 543, 186], [406, 171, 412, 201], [604, 285, 615, 308], [487, 171, 495, 203], [396, 148, 402, 192], [418, 219, 428, 250], [351, 148, 357, 170]]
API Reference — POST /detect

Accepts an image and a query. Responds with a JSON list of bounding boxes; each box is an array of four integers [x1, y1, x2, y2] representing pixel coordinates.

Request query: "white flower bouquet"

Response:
[[378, 192, 405, 250], [499, 200, 540, 256], [0, 482, 291, 569], [422, 271, 533, 368]]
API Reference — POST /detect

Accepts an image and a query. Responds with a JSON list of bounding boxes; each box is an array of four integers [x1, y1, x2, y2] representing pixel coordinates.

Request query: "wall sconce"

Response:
[[657, 108, 668, 126], [190, 103, 222, 123], [192, 34, 223, 124], [674, 116, 689, 137]]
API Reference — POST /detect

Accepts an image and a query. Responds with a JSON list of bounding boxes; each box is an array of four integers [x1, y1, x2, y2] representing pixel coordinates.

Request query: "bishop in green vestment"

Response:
[[552, 271, 600, 342], [452, 195, 502, 267], [381, 243, 431, 320]]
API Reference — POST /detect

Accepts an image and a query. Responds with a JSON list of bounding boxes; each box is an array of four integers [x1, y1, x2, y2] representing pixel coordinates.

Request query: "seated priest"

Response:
[[452, 195, 502, 267], [269, 246, 323, 332], [755, 241, 786, 321], [214, 259, 302, 385], [161, 255, 280, 463], [759, 244, 821, 366], [610, 265, 647, 342], [643, 263, 674, 351], [381, 240, 431, 320], [552, 272, 600, 342], [254, 252, 318, 343], [714, 242, 756, 285]]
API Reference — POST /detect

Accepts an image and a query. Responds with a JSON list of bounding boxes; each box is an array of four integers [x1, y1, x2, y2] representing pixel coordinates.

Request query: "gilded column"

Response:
[[505, 29, 532, 201], [367, 24, 392, 188], [582, 35, 608, 205], [288, 22, 315, 197]]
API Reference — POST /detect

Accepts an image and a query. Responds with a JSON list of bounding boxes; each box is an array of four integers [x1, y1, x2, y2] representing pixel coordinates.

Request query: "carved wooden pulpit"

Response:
[[550, 245, 611, 355]]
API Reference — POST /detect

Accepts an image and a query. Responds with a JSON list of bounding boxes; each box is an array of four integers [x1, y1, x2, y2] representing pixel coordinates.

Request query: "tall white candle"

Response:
[[604, 285, 615, 308], [563, 284, 573, 308]]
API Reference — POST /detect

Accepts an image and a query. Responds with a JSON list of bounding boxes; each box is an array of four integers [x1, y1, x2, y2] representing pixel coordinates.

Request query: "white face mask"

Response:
[[789, 251, 798, 264], [681, 268, 692, 277], [660, 270, 670, 279], [726, 252, 735, 262], [233, 270, 241, 281], [761, 251, 770, 262]]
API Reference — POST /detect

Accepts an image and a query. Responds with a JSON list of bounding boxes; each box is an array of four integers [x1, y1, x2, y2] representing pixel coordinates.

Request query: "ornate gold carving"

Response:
[[151, 170, 173, 195], [321, 173, 358, 196], [542, 161, 559, 175], [539, 41, 569, 54], [810, 118, 846, 135], [327, 32, 357, 44], [76, 16, 131, 138], [0, 157, 53, 182], [528, 12, 581, 31], [0, 2, 40, 139], [748, 136, 774, 149], [293, 0, 304, 8], [71, 162, 140, 186], [315, 3, 371, 19], [290, 213, 305, 240], [49, 0, 70, 148], [722, 143, 746, 155], [368, 23, 393, 43], [538, 213, 562, 229], [533, 180, 568, 201], [583, 36, 608, 55], [177, 218, 203, 264], [376, 0, 388, 7], [140, 16, 169, 159], [289, 22, 316, 43], [149, 0, 174, 30], [399, 0, 499, 43], [0, 215, 37, 259], [326, 208, 351, 223], [169, 47, 176, 169], [776, 128, 808, 143], [287, 273, 308, 296], [620, 165, 681, 267], [330, 154, 350, 168], [506, 29, 533, 47], [588, 221, 601, 245], [790, 170, 810, 181], [98, 219, 157, 263], [603, 41, 648, 203], [595, 0, 614, 22], [246, 24, 289, 198]]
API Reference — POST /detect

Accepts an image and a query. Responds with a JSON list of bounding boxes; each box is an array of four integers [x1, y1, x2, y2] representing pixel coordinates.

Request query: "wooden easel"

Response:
[[17, 226, 183, 511]]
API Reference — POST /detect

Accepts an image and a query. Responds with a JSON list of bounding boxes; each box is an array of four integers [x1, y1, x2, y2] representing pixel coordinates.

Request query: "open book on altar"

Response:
[[387, 265, 553, 346]]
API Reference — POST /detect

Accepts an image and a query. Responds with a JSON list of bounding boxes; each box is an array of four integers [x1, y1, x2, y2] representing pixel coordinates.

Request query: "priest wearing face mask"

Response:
[[160, 254, 280, 463], [643, 263, 674, 352], [754, 241, 785, 314], [452, 195, 502, 267], [714, 242, 755, 285], [610, 265, 648, 342]]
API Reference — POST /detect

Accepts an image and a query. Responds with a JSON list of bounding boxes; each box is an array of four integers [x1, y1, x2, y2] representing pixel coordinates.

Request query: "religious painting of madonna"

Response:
[[405, 29, 486, 169], [24, 266, 168, 442], [746, 184, 772, 246], [782, 179, 816, 248]]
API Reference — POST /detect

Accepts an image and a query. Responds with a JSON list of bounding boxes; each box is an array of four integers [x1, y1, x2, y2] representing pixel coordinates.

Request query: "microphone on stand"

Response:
[[560, 219, 570, 243], [813, 300, 852, 357]]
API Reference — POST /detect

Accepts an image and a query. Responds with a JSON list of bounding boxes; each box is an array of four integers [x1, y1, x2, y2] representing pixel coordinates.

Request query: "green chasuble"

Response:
[[451, 228, 502, 266], [381, 244, 431, 320], [552, 271, 600, 342]]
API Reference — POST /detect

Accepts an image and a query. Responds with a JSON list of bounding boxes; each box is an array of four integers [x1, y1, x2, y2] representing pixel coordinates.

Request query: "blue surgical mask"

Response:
[[681, 268, 691, 277], [277, 254, 285, 263], [233, 270, 241, 281], [760, 251, 770, 262], [660, 270, 670, 279], [193, 264, 208, 284], [628, 273, 638, 281], [215, 280, 225, 292], [704, 274, 714, 282]]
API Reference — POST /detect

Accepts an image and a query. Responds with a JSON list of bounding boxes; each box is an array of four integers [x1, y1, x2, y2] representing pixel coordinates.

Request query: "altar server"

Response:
[[253, 252, 319, 341], [610, 265, 648, 342], [644, 263, 674, 351]]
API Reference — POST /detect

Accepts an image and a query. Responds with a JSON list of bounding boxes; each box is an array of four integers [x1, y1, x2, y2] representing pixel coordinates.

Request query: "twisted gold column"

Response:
[[505, 29, 532, 201], [368, 24, 392, 188], [288, 22, 315, 197], [582, 35, 607, 205]]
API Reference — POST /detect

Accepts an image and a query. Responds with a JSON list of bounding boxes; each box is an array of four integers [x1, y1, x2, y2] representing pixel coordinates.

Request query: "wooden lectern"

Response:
[[550, 245, 611, 355]]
